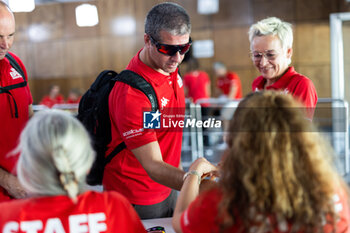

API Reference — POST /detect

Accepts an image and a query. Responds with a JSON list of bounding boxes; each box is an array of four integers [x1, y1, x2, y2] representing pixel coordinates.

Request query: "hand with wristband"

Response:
[[182, 157, 218, 185], [173, 157, 217, 232]]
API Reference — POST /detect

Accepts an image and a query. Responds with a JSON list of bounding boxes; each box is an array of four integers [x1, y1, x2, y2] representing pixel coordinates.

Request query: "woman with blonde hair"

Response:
[[173, 91, 350, 233], [249, 17, 317, 112], [0, 110, 146, 232]]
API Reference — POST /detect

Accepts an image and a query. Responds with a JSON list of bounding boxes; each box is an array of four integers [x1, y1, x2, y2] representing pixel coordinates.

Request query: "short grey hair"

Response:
[[145, 2, 191, 41], [248, 17, 293, 50], [16, 110, 95, 201], [213, 61, 226, 71]]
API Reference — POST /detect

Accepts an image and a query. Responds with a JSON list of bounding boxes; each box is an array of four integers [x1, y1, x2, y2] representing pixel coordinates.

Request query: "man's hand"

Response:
[[28, 104, 34, 118], [188, 157, 218, 179]]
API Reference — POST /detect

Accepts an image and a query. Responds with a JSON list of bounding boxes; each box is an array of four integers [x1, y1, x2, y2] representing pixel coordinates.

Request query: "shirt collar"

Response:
[[261, 67, 296, 89], [127, 49, 178, 87]]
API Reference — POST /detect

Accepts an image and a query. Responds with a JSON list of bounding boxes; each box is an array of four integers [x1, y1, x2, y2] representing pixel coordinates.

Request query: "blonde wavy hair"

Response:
[[219, 91, 345, 232]]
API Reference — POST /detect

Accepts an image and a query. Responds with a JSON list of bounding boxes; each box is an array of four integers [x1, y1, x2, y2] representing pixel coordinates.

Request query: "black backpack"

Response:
[[0, 53, 27, 118], [77, 70, 158, 185]]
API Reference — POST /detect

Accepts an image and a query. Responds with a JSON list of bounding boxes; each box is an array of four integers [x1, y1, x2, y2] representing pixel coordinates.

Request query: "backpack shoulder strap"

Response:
[[1, 53, 27, 93], [0, 53, 27, 118], [5, 53, 26, 82], [104, 70, 158, 166], [116, 70, 159, 111], [90, 70, 117, 91]]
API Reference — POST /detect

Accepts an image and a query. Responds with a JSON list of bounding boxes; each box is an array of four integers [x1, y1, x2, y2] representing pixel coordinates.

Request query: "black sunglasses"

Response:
[[149, 35, 192, 56]]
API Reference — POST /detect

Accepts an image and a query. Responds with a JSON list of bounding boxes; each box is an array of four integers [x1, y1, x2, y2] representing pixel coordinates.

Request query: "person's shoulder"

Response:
[[0, 198, 29, 208], [53, 94, 64, 101], [195, 186, 222, 207], [6, 51, 27, 77], [183, 71, 194, 79], [7, 51, 20, 60], [252, 75, 264, 82], [204, 186, 222, 198], [183, 187, 222, 230], [84, 190, 130, 205], [291, 71, 308, 80], [287, 67, 310, 82], [290, 70, 315, 88], [111, 73, 144, 97], [40, 95, 50, 102], [0, 198, 32, 220], [7, 51, 24, 65], [198, 70, 210, 78], [228, 71, 240, 79], [184, 70, 207, 78], [252, 75, 264, 88]]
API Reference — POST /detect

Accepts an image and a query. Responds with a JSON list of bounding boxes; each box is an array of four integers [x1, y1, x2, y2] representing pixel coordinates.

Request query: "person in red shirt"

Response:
[[39, 84, 65, 108], [249, 17, 317, 111], [173, 91, 350, 233], [66, 88, 82, 104], [0, 1, 33, 202], [213, 62, 242, 100], [183, 58, 211, 104], [0, 110, 146, 233], [105, 2, 195, 219]]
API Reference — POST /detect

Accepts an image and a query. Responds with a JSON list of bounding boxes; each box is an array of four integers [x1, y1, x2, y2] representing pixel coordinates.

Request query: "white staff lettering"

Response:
[[3, 213, 107, 233]]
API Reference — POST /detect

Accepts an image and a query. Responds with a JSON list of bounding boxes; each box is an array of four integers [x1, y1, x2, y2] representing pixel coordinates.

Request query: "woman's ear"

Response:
[[286, 47, 293, 59]]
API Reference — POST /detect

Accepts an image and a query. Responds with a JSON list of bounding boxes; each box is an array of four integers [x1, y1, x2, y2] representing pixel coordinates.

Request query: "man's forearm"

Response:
[[146, 160, 185, 191], [0, 167, 10, 189], [0, 167, 27, 198], [132, 141, 186, 191]]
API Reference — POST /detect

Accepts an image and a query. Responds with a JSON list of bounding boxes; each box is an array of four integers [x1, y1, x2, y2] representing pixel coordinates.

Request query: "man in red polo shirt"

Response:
[[183, 58, 211, 104], [214, 62, 242, 100], [39, 84, 65, 108], [0, 2, 33, 202], [104, 2, 192, 219]]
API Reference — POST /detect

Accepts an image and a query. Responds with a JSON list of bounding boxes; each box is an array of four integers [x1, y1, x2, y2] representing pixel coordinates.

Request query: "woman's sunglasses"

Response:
[[149, 35, 192, 56]]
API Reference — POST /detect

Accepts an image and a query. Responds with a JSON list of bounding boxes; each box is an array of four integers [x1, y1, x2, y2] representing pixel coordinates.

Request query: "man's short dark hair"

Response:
[[145, 2, 191, 41]]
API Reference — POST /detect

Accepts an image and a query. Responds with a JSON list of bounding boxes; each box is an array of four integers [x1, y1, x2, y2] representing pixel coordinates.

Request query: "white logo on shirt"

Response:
[[161, 97, 169, 110], [10, 68, 22, 80], [3, 212, 107, 233], [122, 128, 144, 139], [177, 74, 183, 88]]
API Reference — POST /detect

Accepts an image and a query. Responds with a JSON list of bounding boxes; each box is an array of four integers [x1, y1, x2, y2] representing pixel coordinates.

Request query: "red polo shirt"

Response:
[[39, 94, 65, 108], [183, 70, 210, 103], [217, 71, 242, 99], [0, 191, 146, 233], [181, 187, 350, 233], [252, 67, 317, 108], [104, 49, 185, 205], [0, 52, 32, 201]]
